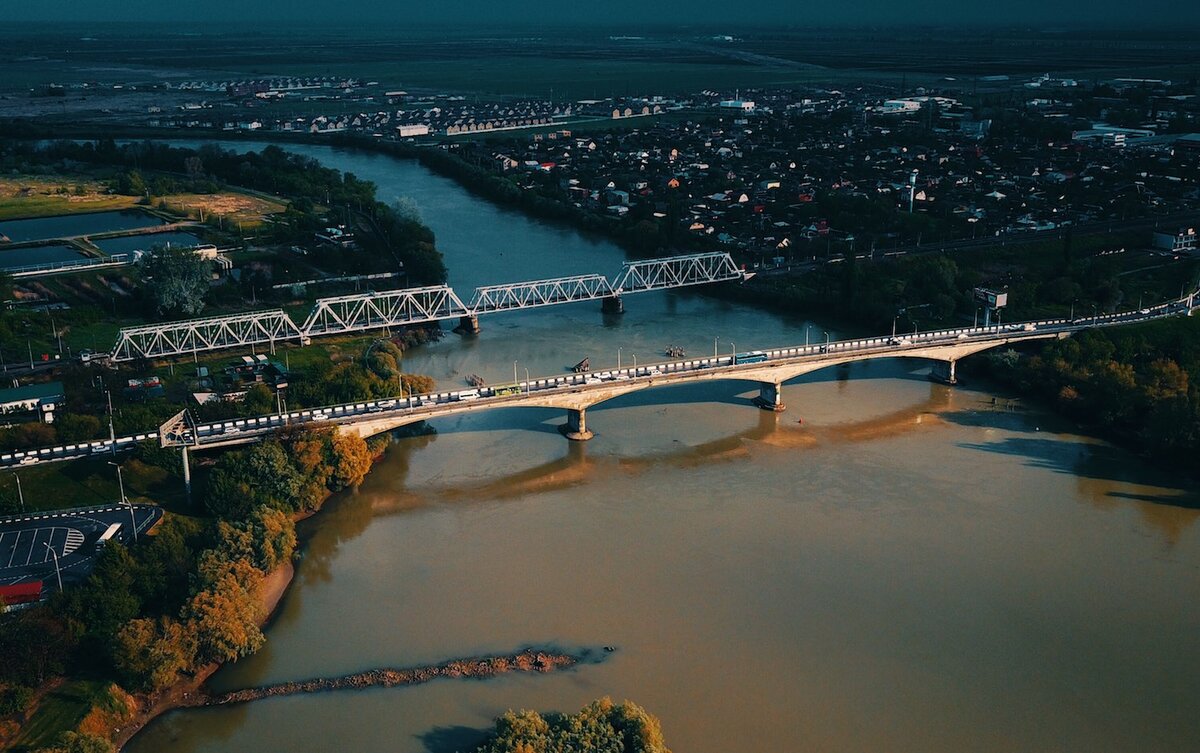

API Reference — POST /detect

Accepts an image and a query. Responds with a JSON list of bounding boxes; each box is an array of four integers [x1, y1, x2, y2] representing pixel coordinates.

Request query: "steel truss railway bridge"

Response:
[[110, 252, 746, 362], [5, 291, 1193, 472]]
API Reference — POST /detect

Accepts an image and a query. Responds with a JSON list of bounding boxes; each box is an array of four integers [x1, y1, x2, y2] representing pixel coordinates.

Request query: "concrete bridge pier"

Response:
[[560, 408, 594, 441], [753, 381, 787, 412], [454, 315, 481, 335], [601, 295, 624, 315], [931, 359, 958, 385]]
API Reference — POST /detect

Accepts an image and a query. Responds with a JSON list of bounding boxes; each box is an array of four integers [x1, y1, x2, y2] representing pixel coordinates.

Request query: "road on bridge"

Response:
[[3, 291, 1193, 468]]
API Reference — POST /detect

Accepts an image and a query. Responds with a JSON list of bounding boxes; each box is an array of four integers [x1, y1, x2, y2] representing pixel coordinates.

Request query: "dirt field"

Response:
[[155, 192, 287, 228]]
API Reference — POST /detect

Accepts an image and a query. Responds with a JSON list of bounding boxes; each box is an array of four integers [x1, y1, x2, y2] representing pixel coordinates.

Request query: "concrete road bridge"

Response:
[[4, 291, 1194, 471], [109, 252, 747, 362]]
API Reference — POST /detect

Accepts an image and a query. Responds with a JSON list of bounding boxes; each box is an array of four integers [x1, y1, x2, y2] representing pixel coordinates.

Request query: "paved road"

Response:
[[0, 296, 1193, 467], [0, 504, 162, 590]]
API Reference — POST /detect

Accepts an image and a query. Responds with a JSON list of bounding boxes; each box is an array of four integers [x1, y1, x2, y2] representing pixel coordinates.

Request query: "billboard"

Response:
[[974, 288, 1008, 309]]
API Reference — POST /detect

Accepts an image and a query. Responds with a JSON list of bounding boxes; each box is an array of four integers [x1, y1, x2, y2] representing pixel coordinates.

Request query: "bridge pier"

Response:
[[559, 408, 594, 441], [181, 446, 192, 503], [931, 359, 958, 385], [600, 295, 624, 315], [453, 315, 481, 335], [753, 381, 787, 412]]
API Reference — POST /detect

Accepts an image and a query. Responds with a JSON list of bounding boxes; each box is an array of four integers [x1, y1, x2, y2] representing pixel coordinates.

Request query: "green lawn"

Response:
[[7, 679, 108, 751], [0, 454, 187, 515]]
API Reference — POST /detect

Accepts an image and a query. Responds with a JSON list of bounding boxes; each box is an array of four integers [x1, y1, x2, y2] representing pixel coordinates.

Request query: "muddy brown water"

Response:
[[126, 142, 1200, 753]]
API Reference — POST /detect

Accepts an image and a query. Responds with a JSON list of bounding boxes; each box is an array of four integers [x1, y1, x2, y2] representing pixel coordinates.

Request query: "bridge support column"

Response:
[[753, 382, 786, 412], [454, 315, 480, 335], [181, 446, 192, 503], [931, 359, 958, 385], [559, 408, 594, 441], [601, 295, 624, 315]]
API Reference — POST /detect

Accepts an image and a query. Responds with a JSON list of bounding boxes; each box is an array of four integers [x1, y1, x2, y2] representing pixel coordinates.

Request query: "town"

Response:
[[1, 18, 1199, 753]]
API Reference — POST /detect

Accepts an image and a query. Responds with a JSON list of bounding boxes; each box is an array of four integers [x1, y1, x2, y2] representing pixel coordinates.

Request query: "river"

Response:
[[128, 141, 1200, 753]]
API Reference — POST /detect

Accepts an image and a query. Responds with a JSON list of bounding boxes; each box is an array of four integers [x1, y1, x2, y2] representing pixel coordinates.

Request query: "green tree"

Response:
[[113, 170, 145, 196], [184, 559, 265, 664], [241, 383, 276, 416], [113, 617, 197, 692], [55, 413, 102, 442], [137, 244, 212, 317], [476, 698, 671, 753], [329, 432, 373, 490]]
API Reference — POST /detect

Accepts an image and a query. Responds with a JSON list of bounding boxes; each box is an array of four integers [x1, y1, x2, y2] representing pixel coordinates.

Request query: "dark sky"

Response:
[[6, 0, 1195, 26]]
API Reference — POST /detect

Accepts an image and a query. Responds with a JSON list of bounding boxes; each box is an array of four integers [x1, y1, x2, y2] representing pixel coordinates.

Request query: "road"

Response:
[[0, 504, 163, 589], [2, 294, 1192, 468]]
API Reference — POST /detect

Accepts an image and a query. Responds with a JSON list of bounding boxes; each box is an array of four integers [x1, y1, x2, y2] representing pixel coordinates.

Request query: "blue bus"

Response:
[[733, 351, 768, 365]]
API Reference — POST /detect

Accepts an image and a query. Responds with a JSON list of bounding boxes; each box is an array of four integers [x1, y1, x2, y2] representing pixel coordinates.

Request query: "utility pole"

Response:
[[106, 390, 116, 454]]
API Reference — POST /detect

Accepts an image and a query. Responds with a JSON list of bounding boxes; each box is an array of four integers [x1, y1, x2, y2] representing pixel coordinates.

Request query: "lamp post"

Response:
[[14, 472, 24, 513], [524, 368, 530, 395], [109, 462, 136, 543], [892, 315, 899, 338], [713, 336, 719, 358], [44, 543, 62, 592], [513, 360, 519, 386], [617, 347, 622, 370], [730, 342, 736, 359]]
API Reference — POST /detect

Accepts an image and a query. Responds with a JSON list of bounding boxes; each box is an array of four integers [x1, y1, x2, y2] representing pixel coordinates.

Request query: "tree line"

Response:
[[0, 424, 379, 751]]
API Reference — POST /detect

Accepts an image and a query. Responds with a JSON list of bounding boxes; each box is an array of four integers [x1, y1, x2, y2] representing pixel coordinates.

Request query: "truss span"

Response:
[[613, 252, 744, 293], [301, 285, 470, 336], [469, 274, 616, 313], [108, 253, 748, 362], [111, 310, 304, 362]]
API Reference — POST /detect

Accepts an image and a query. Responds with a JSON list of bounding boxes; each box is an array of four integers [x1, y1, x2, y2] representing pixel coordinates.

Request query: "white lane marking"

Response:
[[6, 529, 27, 568], [64, 529, 84, 556]]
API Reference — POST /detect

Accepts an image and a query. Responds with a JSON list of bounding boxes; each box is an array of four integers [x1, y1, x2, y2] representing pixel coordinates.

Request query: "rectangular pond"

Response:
[[0, 244, 87, 270], [0, 210, 165, 243], [93, 231, 203, 255]]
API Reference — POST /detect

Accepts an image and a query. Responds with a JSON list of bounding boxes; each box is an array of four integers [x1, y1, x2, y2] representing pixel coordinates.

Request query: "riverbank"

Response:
[[109, 560, 295, 751]]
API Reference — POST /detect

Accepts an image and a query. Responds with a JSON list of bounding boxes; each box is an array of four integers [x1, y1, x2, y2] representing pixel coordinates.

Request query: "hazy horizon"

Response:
[[5, 0, 1198, 29]]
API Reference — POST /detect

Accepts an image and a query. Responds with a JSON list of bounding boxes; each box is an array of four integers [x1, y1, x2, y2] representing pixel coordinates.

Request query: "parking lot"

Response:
[[0, 504, 162, 591]]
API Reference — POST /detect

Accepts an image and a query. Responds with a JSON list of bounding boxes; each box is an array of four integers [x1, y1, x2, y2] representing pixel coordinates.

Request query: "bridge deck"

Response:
[[11, 294, 1193, 468]]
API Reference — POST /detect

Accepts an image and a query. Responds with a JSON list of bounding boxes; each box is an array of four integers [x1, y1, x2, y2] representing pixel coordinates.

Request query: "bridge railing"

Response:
[[10, 297, 1195, 465]]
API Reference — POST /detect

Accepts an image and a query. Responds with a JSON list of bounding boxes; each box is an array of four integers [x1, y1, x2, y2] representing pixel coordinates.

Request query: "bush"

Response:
[[475, 698, 671, 753], [0, 685, 33, 716]]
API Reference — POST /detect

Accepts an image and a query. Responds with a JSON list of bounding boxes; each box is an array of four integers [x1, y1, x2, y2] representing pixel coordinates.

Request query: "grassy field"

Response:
[[0, 175, 285, 227], [1, 454, 187, 514], [7, 679, 109, 751], [0, 177, 138, 221]]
